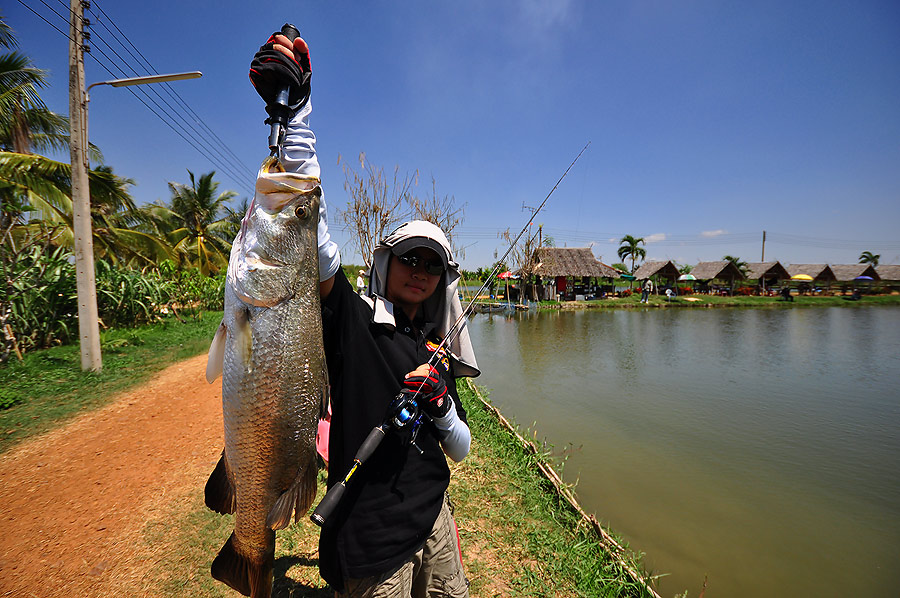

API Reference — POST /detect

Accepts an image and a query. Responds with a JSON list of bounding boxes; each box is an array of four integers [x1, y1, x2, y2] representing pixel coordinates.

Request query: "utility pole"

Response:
[[761, 230, 766, 262], [69, 0, 102, 371]]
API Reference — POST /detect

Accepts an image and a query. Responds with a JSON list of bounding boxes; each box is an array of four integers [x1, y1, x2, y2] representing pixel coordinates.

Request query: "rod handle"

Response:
[[310, 426, 387, 527]]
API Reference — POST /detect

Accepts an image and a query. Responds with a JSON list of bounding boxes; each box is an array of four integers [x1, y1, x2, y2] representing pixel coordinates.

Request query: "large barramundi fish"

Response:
[[205, 156, 327, 598]]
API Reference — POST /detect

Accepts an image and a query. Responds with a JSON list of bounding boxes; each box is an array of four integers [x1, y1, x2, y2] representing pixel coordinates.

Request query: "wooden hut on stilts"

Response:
[[690, 261, 746, 295], [532, 248, 619, 301]]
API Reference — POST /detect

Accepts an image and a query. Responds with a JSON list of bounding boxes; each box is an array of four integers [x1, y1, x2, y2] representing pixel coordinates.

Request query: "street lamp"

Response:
[[70, 70, 202, 372]]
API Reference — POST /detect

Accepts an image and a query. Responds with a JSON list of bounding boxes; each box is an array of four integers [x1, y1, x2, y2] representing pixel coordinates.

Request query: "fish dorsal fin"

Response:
[[206, 322, 227, 383], [266, 464, 318, 530]]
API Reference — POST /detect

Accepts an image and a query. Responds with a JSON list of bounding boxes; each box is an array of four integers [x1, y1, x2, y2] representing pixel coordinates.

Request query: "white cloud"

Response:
[[701, 229, 728, 238], [645, 233, 667, 243], [519, 0, 576, 31]]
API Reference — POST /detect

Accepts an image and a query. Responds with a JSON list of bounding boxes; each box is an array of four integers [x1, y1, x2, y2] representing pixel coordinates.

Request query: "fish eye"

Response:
[[294, 204, 309, 219]]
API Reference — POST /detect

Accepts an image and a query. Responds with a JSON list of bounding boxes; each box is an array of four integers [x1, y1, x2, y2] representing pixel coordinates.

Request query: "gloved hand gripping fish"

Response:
[[204, 156, 327, 598]]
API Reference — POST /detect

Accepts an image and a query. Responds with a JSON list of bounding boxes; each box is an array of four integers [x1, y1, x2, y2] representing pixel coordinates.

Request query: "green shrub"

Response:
[[96, 261, 174, 328], [2, 244, 78, 354]]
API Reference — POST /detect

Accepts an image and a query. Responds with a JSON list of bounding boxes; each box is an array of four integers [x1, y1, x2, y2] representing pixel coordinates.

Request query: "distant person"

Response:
[[355, 269, 366, 295], [780, 287, 793, 302], [640, 278, 653, 303], [665, 287, 674, 302]]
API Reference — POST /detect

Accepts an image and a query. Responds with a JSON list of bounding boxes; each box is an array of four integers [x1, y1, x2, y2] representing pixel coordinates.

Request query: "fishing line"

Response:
[[427, 140, 592, 367]]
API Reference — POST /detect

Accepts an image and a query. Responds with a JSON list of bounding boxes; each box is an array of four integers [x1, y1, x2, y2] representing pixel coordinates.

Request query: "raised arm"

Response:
[[250, 31, 339, 297]]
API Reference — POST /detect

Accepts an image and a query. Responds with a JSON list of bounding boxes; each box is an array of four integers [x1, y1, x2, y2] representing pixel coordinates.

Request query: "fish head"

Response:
[[230, 158, 322, 306]]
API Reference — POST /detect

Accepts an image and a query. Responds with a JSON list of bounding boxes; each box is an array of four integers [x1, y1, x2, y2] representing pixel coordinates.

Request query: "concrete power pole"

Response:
[[761, 230, 766, 262], [69, 0, 102, 371]]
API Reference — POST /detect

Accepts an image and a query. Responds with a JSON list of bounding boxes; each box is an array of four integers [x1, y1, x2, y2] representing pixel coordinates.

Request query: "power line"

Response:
[[89, 0, 256, 184], [18, 0, 256, 197], [14, 0, 72, 42]]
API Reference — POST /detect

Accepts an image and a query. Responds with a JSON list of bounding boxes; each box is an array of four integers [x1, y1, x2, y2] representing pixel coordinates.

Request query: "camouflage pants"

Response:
[[337, 494, 468, 598]]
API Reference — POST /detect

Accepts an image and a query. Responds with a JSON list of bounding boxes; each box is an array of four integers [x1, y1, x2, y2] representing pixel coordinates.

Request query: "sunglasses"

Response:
[[396, 253, 445, 276]]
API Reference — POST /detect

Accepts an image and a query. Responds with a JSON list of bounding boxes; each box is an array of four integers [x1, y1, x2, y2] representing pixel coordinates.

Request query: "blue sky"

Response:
[[7, 1, 900, 269]]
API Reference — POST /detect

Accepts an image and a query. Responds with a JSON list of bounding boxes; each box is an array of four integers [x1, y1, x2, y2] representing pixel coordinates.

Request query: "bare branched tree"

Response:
[[338, 155, 467, 267], [500, 225, 541, 301], [408, 176, 466, 259], [337, 152, 417, 269]]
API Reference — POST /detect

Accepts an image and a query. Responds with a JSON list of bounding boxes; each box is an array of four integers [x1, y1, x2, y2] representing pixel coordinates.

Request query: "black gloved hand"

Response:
[[402, 367, 451, 419], [249, 32, 311, 118]]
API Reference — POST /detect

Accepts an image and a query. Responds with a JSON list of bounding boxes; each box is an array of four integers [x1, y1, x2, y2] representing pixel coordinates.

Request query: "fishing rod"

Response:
[[310, 141, 591, 527], [431, 140, 591, 360]]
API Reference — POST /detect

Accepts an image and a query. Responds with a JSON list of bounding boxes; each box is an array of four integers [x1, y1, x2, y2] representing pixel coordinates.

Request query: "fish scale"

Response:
[[205, 157, 327, 598]]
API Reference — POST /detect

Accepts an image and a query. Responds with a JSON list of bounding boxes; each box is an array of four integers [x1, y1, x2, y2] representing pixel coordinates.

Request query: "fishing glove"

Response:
[[249, 32, 311, 118], [402, 368, 451, 419]]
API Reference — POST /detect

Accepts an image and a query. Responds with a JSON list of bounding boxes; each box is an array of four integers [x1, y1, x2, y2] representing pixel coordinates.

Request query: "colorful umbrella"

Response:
[[678, 274, 697, 281], [498, 271, 513, 280], [854, 275, 874, 281], [791, 274, 814, 281]]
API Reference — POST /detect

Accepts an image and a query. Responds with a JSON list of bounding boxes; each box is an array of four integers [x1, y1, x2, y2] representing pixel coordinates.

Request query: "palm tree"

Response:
[[722, 254, 749, 277], [859, 251, 880, 268], [617, 235, 646, 274], [148, 170, 236, 275], [0, 152, 172, 266], [0, 17, 101, 161]]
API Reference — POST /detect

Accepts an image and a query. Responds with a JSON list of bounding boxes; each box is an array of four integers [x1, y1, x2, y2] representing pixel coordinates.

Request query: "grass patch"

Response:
[[0, 311, 222, 454]]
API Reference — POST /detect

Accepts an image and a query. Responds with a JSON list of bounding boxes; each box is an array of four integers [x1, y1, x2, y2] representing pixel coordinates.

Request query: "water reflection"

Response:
[[466, 306, 900, 598]]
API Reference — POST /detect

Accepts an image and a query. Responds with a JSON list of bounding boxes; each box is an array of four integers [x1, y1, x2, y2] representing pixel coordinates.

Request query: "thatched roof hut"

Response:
[[876, 264, 900, 281], [746, 262, 790, 281], [690, 261, 746, 281], [533, 248, 619, 278], [829, 264, 880, 282], [632, 260, 680, 280], [787, 264, 836, 281]]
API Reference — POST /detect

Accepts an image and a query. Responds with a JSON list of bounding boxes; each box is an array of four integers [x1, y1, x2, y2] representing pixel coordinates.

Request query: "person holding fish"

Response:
[[253, 30, 480, 598]]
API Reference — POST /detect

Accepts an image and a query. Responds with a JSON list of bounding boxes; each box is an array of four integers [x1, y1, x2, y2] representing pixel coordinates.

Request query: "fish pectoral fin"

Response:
[[235, 308, 253, 370], [211, 530, 275, 598], [205, 451, 236, 515], [206, 322, 227, 383], [266, 464, 319, 530]]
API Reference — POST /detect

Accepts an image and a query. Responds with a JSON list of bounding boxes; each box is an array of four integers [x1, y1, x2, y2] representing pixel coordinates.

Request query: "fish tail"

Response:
[[211, 531, 274, 598]]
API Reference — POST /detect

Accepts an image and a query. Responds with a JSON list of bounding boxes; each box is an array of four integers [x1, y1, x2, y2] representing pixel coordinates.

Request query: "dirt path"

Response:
[[0, 354, 224, 598]]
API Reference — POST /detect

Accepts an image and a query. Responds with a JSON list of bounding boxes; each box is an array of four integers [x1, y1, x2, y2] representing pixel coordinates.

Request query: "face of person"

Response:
[[386, 247, 444, 317]]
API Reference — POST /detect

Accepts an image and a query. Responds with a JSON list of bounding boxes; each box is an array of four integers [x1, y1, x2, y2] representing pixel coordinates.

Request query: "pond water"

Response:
[[465, 306, 900, 597]]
